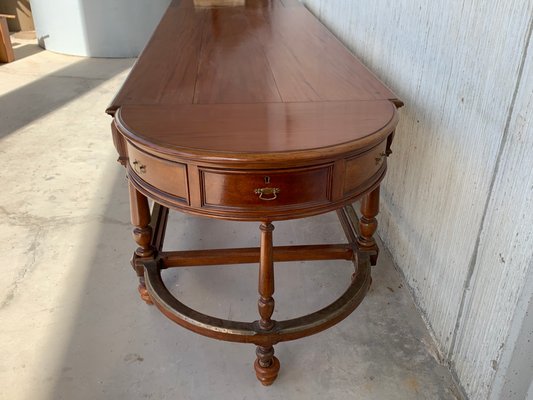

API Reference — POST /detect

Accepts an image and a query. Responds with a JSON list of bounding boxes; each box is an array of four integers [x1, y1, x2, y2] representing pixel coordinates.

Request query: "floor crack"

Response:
[[0, 226, 44, 310]]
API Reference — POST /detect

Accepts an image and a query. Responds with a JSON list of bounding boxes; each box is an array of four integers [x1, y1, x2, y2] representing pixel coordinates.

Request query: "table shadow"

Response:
[[0, 58, 129, 140]]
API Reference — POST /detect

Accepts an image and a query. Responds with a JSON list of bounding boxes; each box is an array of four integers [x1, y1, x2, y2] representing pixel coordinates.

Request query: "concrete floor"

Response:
[[0, 39, 461, 400]]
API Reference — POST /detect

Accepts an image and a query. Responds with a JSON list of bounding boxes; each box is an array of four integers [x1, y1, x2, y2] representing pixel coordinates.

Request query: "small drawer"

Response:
[[200, 165, 333, 210], [344, 141, 387, 194], [127, 144, 188, 201]]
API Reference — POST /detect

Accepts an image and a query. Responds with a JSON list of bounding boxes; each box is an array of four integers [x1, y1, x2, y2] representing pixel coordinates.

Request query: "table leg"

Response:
[[129, 182, 155, 304], [254, 222, 280, 385], [357, 186, 380, 265], [0, 17, 15, 63]]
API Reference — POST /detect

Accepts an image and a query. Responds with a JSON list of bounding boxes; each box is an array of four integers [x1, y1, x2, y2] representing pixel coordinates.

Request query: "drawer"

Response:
[[344, 141, 387, 194], [127, 144, 188, 201], [200, 165, 333, 210]]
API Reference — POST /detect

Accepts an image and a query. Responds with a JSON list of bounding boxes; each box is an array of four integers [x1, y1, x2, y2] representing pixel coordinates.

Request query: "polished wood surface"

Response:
[[0, 14, 15, 63], [161, 244, 354, 267], [109, 0, 402, 387], [127, 143, 189, 201], [129, 181, 155, 304], [116, 101, 397, 156], [109, 0, 401, 165], [201, 164, 332, 209], [255, 223, 279, 384], [107, 0, 401, 114]]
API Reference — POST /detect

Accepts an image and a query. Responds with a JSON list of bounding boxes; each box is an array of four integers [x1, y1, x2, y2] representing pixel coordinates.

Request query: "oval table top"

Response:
[[109, 0, 402, 165], [115, 101, 398, 162]]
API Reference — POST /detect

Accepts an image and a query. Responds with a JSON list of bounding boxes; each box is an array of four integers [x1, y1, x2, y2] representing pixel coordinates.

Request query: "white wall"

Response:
[[31, 0, 171, 57], [301, 1, 533, 399]]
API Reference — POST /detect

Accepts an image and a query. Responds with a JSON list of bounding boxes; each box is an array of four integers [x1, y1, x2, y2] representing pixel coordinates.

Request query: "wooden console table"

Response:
[[107, 0, 402, 385]]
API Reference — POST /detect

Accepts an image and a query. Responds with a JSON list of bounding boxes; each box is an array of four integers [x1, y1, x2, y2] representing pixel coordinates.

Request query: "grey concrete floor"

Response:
[[0, 40, 461, 400]]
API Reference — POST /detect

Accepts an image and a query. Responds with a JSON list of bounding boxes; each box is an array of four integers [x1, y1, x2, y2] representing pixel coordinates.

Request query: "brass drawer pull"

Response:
[[254, 187, 280, 201], [132, 160, 147, 174]]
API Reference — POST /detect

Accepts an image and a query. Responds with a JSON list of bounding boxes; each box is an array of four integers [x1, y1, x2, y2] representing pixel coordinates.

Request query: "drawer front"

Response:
[[344, 141, 387, 195], [127, 144, 188, 201], [200, 165, 333, 210]]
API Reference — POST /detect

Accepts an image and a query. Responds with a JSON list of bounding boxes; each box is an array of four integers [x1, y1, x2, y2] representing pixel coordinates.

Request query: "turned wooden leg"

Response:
[[255, 345, 280, 386], [357, 186, 380, 266], [254, 222, 280, 385], [257, 223, 275, 330], [129, 182, 155, 304], [0, 17, 15, 64]]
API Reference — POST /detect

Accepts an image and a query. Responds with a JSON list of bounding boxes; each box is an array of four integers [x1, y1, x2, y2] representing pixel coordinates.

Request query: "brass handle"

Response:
[[132, 160, 147, 174], [375, 152, 387, 165], [254, 187, 280, 201]]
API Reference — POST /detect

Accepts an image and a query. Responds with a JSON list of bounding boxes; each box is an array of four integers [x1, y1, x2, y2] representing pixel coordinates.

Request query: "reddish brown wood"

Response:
[[255, 346, 280, 386], [258, 223, 275, 330], [111, 121, 128, 166], [109, 0, 402, 387], [357, 186, 380, 265], [344, 142, 388, 195], [0, 15, 15, 63], [194, 9, 281, 104], [255, 222, 279, 385], [106, 0, 401, 114], [337, 207, 357, 246], [109, 4, 205, 108], [150, 202, 169, 252], [127, 143, 189, 201], [200, 165, 332, 210], [144, 251, 372, 346], [115, 101, 397, 158], [161, 244, 354, 268], [129, 181, 155, 304]]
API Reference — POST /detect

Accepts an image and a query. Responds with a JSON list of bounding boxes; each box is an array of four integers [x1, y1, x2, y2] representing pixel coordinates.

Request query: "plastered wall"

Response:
[[300, 1, 533, 398]]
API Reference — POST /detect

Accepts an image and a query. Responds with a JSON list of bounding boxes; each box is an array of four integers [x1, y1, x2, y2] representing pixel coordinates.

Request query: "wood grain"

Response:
[[200, 165, 332, 209], [108, 3, 206, 110], [0, 16, 14, 63], [117, 101, 397, 155], [193, 8, 281, 103], [110, 0, 402, 387], [106, 0, 400, 114], [161, 244, 354, 267], [127, 143, 189, 201]]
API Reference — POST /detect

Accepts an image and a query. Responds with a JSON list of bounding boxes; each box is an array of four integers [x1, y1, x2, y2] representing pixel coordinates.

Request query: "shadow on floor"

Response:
[[0, 58, 129, 140], [43, 172, 259, 399], [12, 43, 44, 61], [43, 171, 145, 400]]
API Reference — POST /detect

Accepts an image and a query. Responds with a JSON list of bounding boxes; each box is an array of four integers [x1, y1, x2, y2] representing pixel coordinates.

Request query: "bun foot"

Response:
[[138, 284, 154, 305], [254, 353, 280, 386]]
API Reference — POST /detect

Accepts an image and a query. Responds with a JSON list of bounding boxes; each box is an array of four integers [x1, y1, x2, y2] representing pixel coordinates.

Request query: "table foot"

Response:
[[131, 255, 154, 305], [254, 346, 280, 386], [129, 186, 170, 305], [138, 278, 154, 305]]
